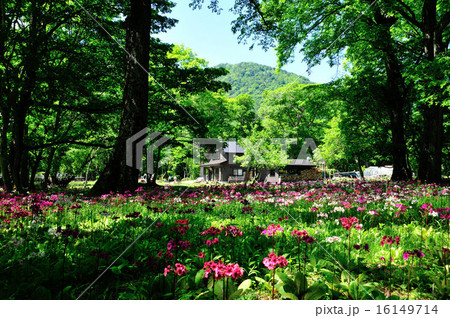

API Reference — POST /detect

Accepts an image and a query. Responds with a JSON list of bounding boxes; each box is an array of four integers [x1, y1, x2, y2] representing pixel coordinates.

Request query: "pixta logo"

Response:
[[125, 128, 171, 174]]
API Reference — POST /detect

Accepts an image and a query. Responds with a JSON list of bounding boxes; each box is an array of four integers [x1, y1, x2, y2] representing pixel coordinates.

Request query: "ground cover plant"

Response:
[[1, 180, 450, 300]]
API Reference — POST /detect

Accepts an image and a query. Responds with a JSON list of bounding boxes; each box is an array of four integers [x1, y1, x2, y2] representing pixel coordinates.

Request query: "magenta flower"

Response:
[[167, 239, 176, 251], [201, 226, 222, 236], [291, 229, 315, 244], [403, 249, 425, 260], [381, 235, 400, 246], [203, 260, 244, 280], [340, 217, 362, 230], [263, 252, 288, 270], [175, 263, 187, 276], [164, 265, 171, 277], [164, 263, 187, 276], [197, 252, 205, 258]]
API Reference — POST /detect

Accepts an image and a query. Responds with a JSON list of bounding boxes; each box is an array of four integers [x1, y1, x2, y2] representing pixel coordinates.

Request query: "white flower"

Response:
[[430, 210, 439, 217], [325, 236, 341, 243], [48, 228, 60, 236], [333, 206, 345, 213]]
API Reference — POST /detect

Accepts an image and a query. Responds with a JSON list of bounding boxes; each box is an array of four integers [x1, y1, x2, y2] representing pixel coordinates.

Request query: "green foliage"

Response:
[[216, 62, 311, 109], [275, 271, 328, 300]]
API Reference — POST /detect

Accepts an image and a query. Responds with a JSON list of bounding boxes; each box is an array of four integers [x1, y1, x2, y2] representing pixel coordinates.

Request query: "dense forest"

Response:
[[0, 0, 449, 193]]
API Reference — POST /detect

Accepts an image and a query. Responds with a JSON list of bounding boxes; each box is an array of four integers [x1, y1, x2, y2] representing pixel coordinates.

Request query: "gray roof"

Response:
[[223, 141, 245, 154], [200, 158, 228, 167], [287, 159, 316, 167]]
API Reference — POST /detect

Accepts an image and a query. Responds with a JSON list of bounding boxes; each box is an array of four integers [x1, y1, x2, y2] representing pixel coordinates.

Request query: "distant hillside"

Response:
[[216, 62, 312, 108]]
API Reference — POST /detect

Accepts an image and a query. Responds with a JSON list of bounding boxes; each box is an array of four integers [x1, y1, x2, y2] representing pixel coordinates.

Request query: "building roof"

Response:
[[223, 141, 245, 154], [287, 159, 316, 167], [200, 158, 228, 167]]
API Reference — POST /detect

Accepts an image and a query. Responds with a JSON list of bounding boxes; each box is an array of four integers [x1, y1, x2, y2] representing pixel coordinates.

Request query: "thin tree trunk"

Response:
[[43, 147, 56, 188], [29, 150, 43, 190], [0, 107, 12, 191]]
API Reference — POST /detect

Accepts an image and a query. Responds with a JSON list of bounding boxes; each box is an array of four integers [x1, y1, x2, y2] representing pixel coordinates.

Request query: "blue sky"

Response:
[[156, 1, 340, 84]]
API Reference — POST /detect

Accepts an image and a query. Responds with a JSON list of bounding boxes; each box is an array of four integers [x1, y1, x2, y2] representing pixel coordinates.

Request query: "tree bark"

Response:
[[29, 150, 43, 190], [43, 147, 56, 188], [417, 0, 446, 182], [374, 9, 412, 181], [91, 0, 151, 195]]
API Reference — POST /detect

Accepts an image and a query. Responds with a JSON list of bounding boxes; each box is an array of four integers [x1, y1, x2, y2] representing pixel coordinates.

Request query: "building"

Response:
[[199, 141, 320, 183]]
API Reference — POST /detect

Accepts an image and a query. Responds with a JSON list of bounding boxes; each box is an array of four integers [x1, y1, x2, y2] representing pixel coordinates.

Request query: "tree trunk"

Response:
[[356, 155, 365, 181], [91, 0, 151, 195], [0, 107, 12, 191], [29, 150, 43, 190], [43, 147, 56, 188], [417, 0, 445, 182], [374, 9, 412, 181], [243, 165, 251, 187], [9, 1, 41, 192]]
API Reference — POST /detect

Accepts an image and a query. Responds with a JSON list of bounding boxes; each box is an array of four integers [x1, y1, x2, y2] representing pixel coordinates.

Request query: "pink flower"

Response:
[[164, 265, 171, 277], [203, 261, 243, 280], [291, 229, 315, 244], [381, 235, 400, 246], [261, 224, 284, 236], [340, 217, 361, 230], [175, 263, 187, 276], [167, 240, 176, 251], [263, 252, 288, 270], [197, 252, 205, 258]]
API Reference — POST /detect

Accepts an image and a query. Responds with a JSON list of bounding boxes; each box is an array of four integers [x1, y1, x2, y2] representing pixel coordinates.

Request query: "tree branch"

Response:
[[393, 0, 423, 30], [26, 140, 113, 150], [437, 11, 450, 33]]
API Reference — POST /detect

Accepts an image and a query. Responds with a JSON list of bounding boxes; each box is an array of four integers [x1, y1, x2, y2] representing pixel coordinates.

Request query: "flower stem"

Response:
[[348, 229, 351, 278], [172, 274, 177, 299], [407, 260, 413, 299], [304, 242, 307, 273], [272, 267, 275, 300]]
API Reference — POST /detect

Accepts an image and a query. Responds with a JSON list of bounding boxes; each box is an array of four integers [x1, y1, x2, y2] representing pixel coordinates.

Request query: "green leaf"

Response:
[[295, 272, 308, 295], [276, 285, 298, 300], [276, 272, 293, 285], [229, 279, 252, 299], [349, 281, 359, 300], [195, 269, 205, 286], [305, 282, 328, 300]]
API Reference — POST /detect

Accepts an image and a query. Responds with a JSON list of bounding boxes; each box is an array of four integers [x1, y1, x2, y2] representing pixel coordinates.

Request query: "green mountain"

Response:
[[216, 62, 312, 107]]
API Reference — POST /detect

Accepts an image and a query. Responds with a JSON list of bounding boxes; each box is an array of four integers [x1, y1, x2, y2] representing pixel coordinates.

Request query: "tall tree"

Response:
[[91, 0, 153, 194], [192, 0, 449, 181]]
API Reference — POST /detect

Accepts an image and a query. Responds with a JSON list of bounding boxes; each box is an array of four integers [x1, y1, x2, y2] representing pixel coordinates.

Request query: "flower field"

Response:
[[1, 181, 450, 300]]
